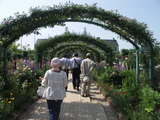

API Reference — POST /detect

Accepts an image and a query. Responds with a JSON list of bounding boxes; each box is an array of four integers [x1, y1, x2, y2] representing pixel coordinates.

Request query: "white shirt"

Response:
[[60, 57, 70, 68], [42, 70, 68, 100], [69, 57, 82, 69]]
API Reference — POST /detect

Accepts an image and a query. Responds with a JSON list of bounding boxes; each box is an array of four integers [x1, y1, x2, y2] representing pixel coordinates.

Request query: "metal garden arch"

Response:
[[0, 3, 155, 83]]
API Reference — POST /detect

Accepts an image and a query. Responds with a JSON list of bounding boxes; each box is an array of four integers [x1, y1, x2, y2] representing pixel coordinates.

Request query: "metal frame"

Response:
[[136, 46, 152, 84], [0, 46, 7, 82]]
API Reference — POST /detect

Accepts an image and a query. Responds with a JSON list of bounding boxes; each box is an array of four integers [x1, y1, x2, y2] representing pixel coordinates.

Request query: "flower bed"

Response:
[[0, 62, 45, 120], [93, 63, 160, 120]]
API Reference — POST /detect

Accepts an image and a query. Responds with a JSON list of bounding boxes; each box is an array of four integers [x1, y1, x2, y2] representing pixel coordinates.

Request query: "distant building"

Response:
[[97, 37, 119, 53], [35, 39, 46, 45], [102, 39, 119, 53]]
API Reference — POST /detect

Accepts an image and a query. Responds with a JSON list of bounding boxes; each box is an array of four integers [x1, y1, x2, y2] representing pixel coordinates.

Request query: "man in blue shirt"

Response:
[[60, 54, 70, 91]]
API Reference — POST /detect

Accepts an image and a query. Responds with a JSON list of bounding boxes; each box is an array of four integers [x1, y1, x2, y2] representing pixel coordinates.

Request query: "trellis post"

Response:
[[4, 48, 7, 81], [136, 50, 139, 85], [149, 55, 152, 80], [149, 47, 153, 82], [0, 46, 7, 84]]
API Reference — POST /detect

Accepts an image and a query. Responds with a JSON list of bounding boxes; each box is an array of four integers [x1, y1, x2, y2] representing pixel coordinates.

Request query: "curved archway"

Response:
[[55, 46, 96, 61], [0, 3, 155, 81], [0, 4, 154, 48], [50, 43, 102, 62], [35, 33, 114, 64]]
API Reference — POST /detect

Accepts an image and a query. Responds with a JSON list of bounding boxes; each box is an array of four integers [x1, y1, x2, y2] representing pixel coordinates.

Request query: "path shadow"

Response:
[[67, 90, 81, 95], [60, 101, 108, 120], [18, 99, 107, 120]]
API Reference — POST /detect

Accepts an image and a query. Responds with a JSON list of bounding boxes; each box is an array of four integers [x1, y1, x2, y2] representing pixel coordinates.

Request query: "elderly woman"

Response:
[[42, 57, 68, 120]]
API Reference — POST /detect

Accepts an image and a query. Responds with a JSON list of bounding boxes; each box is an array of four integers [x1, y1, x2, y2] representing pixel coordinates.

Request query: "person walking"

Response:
[[29, 58, 37, 71], [81, 53, 94, 97], [60, 54, 70, 91], [70, 53, 82, 91], [23, 57, 29, 67], [41, 57, 68, 120], [11, 57, 17, 71]]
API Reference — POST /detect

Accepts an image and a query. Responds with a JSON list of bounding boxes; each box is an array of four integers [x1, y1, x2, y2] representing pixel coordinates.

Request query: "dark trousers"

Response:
[[47, 100, 63, 120], [72, 68, 80, 89], [64, 69, 69, 90]]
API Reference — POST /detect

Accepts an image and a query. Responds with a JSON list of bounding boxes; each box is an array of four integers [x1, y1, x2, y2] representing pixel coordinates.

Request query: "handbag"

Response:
[[37, 86, 45, 96], [83, 76, 90, 82]]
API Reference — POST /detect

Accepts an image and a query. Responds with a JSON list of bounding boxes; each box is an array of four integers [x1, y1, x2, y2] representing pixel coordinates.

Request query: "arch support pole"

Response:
[[149, 48, 153, 83], [4, 49, 7, 80], [149, 55, 152, 80], [136, 50, 139, 85], [0, 46, 7, 88]]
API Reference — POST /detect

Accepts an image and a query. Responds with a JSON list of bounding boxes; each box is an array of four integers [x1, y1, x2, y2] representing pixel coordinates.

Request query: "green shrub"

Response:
[[92, 63, 160, 120], [139, 85, 160, 113]]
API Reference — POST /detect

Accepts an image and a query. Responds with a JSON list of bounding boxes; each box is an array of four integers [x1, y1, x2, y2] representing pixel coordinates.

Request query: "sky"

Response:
[[0, 0, 160, 51]]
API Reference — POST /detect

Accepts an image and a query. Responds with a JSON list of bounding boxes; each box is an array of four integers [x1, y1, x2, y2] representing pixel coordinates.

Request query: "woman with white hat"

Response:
[[41, 57, 68, 120]]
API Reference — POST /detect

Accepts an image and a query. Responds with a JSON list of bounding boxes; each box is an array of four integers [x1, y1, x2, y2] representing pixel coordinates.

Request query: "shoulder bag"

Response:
[[74, 58, 81, 74]]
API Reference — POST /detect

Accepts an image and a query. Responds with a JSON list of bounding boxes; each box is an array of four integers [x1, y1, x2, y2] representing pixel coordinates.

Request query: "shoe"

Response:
[[77, 88, 79, 91], [65, 86, 68, 91], [81, 94, 84, 97], [86, 94, 90, 97]]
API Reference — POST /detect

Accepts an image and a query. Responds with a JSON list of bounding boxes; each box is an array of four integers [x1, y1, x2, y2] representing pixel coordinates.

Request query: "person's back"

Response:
[[80, 53, 94, 97], [23, 57, 29, 67], [81, 59, 94, 77], [60, 55, 70, 91], [69, 53, 82, 91], [41, 57, 68, 120], [42, 70, 67, 100], [60, 55, 70, 70], [70, 56, 82, 69]]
